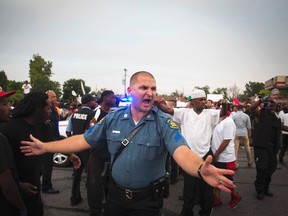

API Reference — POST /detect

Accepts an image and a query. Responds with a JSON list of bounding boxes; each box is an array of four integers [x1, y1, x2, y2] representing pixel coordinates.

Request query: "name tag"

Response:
[[112, 130, 120, 134]]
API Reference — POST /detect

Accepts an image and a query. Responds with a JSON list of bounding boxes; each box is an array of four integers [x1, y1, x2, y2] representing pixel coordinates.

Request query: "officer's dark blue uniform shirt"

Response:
[[84, 106, 188, 189]]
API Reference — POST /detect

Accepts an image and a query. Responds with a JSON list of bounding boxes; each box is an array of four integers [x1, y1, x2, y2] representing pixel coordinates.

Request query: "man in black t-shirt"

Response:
[[0, 90, 27, 216], [1, 91, 53, 216]]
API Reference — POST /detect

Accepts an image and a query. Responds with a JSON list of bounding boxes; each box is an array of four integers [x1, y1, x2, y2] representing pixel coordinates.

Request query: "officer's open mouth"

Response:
[[143, 99, 151, 104]]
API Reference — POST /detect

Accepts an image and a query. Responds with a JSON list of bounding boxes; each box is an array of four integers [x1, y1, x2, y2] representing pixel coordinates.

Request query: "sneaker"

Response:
[[264, 190, 273, 197], [227, 200, 238, 208], [227, 193, 241, 208], [42, 187, 59, 194], [70, 197, 83, 206]]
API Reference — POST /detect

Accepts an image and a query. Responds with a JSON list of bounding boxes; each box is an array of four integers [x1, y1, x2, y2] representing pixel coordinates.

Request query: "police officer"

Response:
[[21, 71, 235, 216], [66, 94, 97, 206]]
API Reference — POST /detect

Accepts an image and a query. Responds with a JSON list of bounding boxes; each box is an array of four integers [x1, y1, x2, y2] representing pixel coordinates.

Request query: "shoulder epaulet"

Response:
[[114, 106, 129, 112], [151, 106, 168, 119]]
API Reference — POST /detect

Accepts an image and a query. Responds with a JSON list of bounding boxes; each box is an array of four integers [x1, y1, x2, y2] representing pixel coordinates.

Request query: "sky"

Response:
[[1, 0, 288, 96]]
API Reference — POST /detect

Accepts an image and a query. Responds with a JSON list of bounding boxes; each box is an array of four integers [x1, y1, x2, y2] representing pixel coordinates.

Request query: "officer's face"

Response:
[[128, 74, 156, 114]]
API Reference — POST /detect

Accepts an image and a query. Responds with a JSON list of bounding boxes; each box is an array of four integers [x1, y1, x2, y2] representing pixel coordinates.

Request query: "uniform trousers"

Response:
[[41, 152, 54, 191], [86, 149, 110, 216], [104, 183, 163, 216], [70, 149, 90, 203], [254, 146, 277, 194]]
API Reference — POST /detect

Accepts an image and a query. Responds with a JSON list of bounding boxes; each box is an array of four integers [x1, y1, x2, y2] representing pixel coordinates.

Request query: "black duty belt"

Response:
[[112, 177, 167, 200]]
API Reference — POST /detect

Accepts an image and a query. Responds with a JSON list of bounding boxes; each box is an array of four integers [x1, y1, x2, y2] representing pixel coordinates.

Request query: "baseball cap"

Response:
[[0, 90, 16, 99], [81, 94, 95, 104]]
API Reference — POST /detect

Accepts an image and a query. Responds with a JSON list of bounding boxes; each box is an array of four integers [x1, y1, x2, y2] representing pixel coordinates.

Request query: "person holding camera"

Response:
[[250, 95, 288, 200]]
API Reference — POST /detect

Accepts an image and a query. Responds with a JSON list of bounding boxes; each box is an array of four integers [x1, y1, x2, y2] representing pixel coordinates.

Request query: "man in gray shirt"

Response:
[[232, 105, 253, 168]]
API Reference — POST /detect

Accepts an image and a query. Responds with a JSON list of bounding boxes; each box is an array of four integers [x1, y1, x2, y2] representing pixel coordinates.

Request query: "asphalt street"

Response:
[[42, 147, 288, 216]]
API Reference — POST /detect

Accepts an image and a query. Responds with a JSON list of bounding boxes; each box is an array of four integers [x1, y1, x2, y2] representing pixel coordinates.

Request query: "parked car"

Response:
[[53, 120, 71, 167]]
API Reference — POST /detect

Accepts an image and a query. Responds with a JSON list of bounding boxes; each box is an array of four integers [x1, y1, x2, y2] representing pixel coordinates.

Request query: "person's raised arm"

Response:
[[20, 134, 90, 156], [154, 100, 174, 115], [219, 100, 228, 117], [172, 146, 235, 192], [250, 100, 261, 119]]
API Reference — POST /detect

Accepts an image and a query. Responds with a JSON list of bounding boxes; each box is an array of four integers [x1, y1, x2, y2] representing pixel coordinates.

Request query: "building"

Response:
[[265, 76, 288, 90]]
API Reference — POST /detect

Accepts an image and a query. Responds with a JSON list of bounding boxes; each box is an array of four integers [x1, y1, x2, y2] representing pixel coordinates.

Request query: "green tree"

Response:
[[195, 85, 210, 95], [29, 54, 61, 96], [2, 80, 24, 103], [259, 89, 270, 96], [93, 88, 107, 98], [62, 79, 91, 102], [170, 90, 183, 97], [0, 70, 8, 90], [243, 81, 265, 98], [7, 80, 23, 91], [212, 87, 228, 100]]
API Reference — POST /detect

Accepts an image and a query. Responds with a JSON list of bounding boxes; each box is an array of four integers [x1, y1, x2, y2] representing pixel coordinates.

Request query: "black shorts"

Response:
[[214, 161, 235, 181]]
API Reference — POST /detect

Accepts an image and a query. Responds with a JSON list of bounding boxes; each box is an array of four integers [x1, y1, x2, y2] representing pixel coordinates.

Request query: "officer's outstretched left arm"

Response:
[[173, 146, 235, 192]]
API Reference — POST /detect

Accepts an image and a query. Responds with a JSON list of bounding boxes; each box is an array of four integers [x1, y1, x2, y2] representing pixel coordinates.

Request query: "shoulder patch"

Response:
[[167, 119, 179, 129]]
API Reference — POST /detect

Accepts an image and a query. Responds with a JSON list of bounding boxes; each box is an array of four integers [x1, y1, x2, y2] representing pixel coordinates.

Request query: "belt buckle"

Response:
[[122, 139, 129, 146], [125, 189, 133, 199]]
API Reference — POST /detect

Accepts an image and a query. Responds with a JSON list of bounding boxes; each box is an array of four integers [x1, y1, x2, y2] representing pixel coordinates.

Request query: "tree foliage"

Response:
[[195, 85, 210, 95], [243, 81, 265, 98], [212, 87, 228, 100], [62, 79, 91, 102], [227, 84, 241, 101], [170, 90, 184, 97], [93, 88, 107, 98], [7, 80, 23, 91], [0, 71, 23, 102], [29, 54, 61, 96], [0, 70, 8, 90]]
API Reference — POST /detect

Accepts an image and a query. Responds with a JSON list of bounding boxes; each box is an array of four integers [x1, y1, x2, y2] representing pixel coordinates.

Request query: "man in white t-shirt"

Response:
[[279, 106, 288, 163], [155, 89, 228, 216], [21, 80, 32, 95], [211, 111, 241, 208]]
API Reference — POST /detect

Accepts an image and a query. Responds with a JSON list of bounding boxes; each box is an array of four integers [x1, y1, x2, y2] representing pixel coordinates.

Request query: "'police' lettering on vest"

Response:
[[73, 113, 88, 120]]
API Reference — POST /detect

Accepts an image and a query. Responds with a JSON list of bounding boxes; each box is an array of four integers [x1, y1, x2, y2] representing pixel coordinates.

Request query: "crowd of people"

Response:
[[0, 73, 288, 216]]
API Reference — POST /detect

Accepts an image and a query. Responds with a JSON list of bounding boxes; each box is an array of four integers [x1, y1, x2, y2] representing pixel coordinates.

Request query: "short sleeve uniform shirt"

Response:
[[84, 106, 188, 189]]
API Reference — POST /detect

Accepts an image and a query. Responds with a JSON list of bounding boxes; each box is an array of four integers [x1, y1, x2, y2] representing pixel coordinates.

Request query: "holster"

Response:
[[151, 176, 170, 199]]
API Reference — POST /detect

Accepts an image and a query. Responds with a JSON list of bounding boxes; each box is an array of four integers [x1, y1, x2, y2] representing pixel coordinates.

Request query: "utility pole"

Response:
[[122, 68, 127, 97]]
